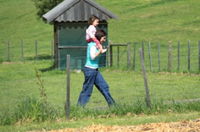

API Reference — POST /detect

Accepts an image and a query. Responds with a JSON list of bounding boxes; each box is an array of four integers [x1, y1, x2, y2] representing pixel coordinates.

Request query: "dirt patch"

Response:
[[32, 119, 200, 132]]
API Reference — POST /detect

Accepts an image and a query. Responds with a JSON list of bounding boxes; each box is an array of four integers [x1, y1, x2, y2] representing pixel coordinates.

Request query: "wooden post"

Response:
[[177, 41, 180, 71], [148, 42, 152, 72], [54, 24, 59, 68], [117, 46, 119, 68], [65, 55, 70, 120], [110, 45, 113, 67], [7, 41, 10, 62], [158, 43, 161, 71], [168, 41, 173, 72], [21, 40, 24, 62], [127, 43, 131, 69], [139, 49, 151, 108], [133, 42, 136, 71], [105, 45, 108, 67], [188, 40, 191, 72], [35, 40, 38, 60], [51, 40, 54, 62], [199, 40, 200, 71]]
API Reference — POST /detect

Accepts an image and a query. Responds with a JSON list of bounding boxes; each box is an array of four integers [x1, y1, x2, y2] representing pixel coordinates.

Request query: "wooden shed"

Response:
[[43, 0, 117, 70]]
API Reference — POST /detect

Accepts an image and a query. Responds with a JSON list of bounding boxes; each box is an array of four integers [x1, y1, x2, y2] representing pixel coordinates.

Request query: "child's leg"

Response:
[[97, 43, 103, 52]]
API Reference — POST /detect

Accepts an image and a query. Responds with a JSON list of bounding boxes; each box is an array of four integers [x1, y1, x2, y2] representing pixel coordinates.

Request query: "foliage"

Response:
[[32, 0, 64, 18], [0, 96, 60, 125], [35, 68, 47, 101]]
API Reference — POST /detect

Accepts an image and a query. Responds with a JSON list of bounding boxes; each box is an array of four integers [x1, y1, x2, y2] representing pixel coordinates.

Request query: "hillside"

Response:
[[0, 0, 200, 45], [99, 0, 200, 43]]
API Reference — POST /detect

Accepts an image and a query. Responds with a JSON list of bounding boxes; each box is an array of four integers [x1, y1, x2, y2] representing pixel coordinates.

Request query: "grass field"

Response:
[[1, 0, 200, 44], [0, 0, 200, 72], [0, 0, 200, 131], [0, 60, 199, 123]]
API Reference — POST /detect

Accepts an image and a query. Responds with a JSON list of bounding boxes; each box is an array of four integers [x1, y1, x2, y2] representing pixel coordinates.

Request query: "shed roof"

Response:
[[43, 0, 118, 23]]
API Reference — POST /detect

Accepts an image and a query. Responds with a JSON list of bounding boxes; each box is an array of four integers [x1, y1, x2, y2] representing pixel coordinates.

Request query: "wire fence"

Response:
[[0, 40, 200, 120], [1, 56, 199, 105], [109, 41, 200, 73], [0, 40, 54, 63], [1, 40, 199, 73]]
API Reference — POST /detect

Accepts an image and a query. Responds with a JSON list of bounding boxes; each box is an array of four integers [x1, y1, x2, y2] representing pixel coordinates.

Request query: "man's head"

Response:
[[95, 30, 107, 43]]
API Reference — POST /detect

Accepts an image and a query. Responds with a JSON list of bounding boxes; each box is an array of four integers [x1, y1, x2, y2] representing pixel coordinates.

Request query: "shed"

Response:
[[43, 0, 117, 70]]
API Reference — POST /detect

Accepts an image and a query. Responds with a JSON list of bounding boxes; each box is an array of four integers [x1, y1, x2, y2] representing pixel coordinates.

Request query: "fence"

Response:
[[0, 40, 200, 121], [64, 47, 199, 118], [0, 40, 54, 63], [1, 40, 200, 73], [108, 41, 200, 73]]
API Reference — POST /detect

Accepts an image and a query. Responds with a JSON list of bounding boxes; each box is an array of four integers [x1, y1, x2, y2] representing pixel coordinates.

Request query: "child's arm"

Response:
[[91, 37, 100, 47], [92, 37, 107, 53]]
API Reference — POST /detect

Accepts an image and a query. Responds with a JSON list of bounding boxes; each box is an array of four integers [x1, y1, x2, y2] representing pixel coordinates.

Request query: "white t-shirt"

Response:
[[86, 25, 96, 40], [90, 45, 98, 60]]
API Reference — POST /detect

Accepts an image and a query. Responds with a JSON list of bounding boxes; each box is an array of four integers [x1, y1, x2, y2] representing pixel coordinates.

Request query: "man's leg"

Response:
[[77, 68, 97, 107], [94, 71, 115, 106]]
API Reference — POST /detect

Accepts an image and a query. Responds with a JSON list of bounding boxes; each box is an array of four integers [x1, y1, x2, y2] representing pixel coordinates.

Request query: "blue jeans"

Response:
[[77, 67, 115, 107]]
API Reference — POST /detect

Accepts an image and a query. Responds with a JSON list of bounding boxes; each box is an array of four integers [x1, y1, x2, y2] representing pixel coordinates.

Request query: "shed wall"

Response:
[[57, 22, 108, 70]]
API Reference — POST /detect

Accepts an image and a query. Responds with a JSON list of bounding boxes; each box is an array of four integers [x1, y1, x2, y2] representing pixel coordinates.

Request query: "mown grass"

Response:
[[0, 60, 199, 126], [1, 0, 200, 59], [0, 0, 200, 130]]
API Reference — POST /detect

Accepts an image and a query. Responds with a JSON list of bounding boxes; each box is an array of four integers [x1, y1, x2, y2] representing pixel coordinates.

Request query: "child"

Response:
[[86, 15, 107, 53]]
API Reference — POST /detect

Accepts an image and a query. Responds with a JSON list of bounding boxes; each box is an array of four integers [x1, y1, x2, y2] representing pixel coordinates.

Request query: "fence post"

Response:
[[106, 44, 109, 67], [7, 41, 10, 62], [168, 41, 173, 72], [51, 40, 54, 62], [110, 45, 113, 67], [188, 40, 191, 72], [117, 46, 119, 68], [127, 43, 131, 69], [139, 49, 151, 108], [65, 55, 70, 120], [21, 40, 24, 62], [133, 42, 136, 71], [158, 43, 160, 71], [199, 40, 200, 71], [177, 41, 180, 71], [35, 40, 38, 60], [148, 42, 152, 72]]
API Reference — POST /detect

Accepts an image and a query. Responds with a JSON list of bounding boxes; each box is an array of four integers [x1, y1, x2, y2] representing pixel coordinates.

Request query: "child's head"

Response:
[[88, 15, 99, 26], [95, 30, 107, 43]]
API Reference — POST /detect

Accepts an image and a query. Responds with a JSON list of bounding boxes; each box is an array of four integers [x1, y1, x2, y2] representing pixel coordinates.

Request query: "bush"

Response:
[[0, 96, 60, 125], [14, 96, 60, 122]]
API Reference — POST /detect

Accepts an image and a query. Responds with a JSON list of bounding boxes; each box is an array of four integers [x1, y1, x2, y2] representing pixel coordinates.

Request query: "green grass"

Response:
[[0, 0, 200, 130], [1, 0, 200, 59], [0, 61, 199, 112], [0, 60, 199, 125]]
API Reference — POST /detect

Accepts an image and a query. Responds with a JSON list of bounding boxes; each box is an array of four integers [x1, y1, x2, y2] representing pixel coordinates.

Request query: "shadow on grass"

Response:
[[40, 64, 56, 72], [25, 55, 56, 72], [25, 54, 53, 61]]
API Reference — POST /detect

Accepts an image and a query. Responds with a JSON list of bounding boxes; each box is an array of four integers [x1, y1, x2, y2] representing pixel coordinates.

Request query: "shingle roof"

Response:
[[43, 0, 118, 23]]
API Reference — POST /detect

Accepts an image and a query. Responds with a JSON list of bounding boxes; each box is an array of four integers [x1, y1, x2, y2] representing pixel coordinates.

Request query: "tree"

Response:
[[32, 0, 64, 18]]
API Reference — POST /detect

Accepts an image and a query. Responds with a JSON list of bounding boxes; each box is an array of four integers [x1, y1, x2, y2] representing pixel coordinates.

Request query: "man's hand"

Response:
[[101, 49, 107, 53]]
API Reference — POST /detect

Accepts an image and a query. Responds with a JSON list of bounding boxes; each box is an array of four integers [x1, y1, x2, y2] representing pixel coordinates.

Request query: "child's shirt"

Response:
[[86, 25, 96, 41]]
